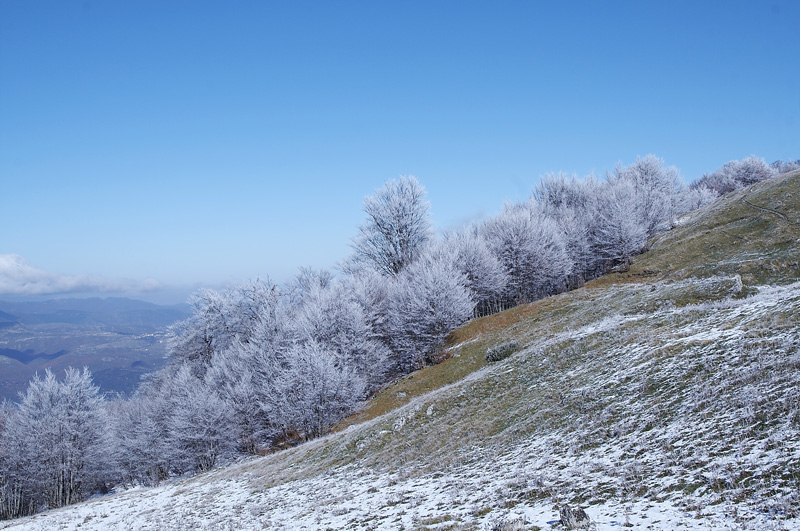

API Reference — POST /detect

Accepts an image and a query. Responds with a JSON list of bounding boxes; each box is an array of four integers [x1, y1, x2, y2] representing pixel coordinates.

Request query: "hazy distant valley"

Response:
[[0, 298, 190, 401]]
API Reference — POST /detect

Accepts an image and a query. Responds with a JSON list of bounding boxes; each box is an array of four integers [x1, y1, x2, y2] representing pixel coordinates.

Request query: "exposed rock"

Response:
[[487, 514, 525, 531], [560, 505, 592, 529]]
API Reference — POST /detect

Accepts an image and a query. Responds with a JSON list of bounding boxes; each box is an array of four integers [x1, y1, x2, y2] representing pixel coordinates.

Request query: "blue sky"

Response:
[[1, 0, 798, 303]]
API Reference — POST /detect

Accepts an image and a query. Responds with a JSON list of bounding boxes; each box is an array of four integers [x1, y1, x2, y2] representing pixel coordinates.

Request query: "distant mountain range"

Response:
[[0, 297, 191, 401]]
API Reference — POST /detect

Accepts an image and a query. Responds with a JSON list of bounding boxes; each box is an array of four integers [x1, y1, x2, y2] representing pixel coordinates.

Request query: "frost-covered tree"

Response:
[[694, 155, 776, 195], [482, 202, 572, 305], [114, 364, 237, 479], [154, 272, 380, 455], [1, 369, 110, 514], [285, 267, 333, 306], [292, 277, 389, 390], [725, 155, 775, 187], [166, 288, 227, 368], [202, 340, 285, 454], [187, 282, 296, 453], [112, 390, 174, 486], [337, 270, 391, 347], [534, 172, 601, 285], [534, 171, 598, 215], [386, 249, 475, 372], [165, 366, 235, 473], [612, 154, 681, 238], [771, 159, 800, 175], [166, 279, 282, 372], [348, 176, 433, 276], [675, 184, 718, 215], [591, 179, 648, 270], [0, 402, 26, 519], [275, 342, 367, 440], [440, 230, 508, 317]]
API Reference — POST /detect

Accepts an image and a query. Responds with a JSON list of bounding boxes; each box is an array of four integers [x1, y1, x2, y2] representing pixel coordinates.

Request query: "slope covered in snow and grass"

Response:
[[3, 170, 799, 530]]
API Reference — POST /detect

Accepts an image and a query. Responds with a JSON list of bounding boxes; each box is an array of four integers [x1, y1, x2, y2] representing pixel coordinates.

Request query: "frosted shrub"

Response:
[[486, 341, 520, 363]]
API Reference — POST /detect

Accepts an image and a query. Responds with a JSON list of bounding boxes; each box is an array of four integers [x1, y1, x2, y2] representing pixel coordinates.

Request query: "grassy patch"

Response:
[[628, 170, 800, 285]]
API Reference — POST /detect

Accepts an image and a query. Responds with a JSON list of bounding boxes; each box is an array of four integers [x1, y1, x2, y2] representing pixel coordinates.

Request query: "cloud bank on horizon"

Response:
[[0, 254, 161, 296]]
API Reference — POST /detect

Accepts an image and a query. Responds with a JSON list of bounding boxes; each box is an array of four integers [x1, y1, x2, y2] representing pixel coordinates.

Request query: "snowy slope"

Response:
[[3, 278, 798, 530], [3, 172, 799, 531]]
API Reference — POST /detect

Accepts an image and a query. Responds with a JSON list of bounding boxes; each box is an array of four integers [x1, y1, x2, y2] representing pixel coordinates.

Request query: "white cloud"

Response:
[[0, 254, 161, 296]]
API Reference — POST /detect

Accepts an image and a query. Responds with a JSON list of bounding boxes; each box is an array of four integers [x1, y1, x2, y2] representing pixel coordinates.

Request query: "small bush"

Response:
[[486, 341, 520, 363]]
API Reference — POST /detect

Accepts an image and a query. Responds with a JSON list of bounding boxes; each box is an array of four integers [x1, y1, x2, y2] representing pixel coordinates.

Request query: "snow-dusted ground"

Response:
[[2, 456, 793, 530], [1, 452, 794, 530], [3, 279, 799, 530]]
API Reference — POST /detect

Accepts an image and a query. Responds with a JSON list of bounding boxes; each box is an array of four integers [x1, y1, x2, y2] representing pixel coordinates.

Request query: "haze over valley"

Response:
[[0, 298, 189, 401]]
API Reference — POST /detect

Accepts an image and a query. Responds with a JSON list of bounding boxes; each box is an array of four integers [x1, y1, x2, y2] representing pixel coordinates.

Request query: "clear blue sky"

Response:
[[2, 0, 798, 303]]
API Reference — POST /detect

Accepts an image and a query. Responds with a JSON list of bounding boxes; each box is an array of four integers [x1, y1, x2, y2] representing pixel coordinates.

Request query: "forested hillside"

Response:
[[1, 157, 798, 530]]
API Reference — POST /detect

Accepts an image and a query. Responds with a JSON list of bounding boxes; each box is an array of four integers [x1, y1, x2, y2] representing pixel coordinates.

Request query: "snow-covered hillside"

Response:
[[3, 278, 798, 530], [3, 171, 799, 530]]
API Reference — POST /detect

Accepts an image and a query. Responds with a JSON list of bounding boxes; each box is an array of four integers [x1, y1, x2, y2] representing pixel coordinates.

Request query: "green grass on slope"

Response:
[[629, 169, 800, 286]]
